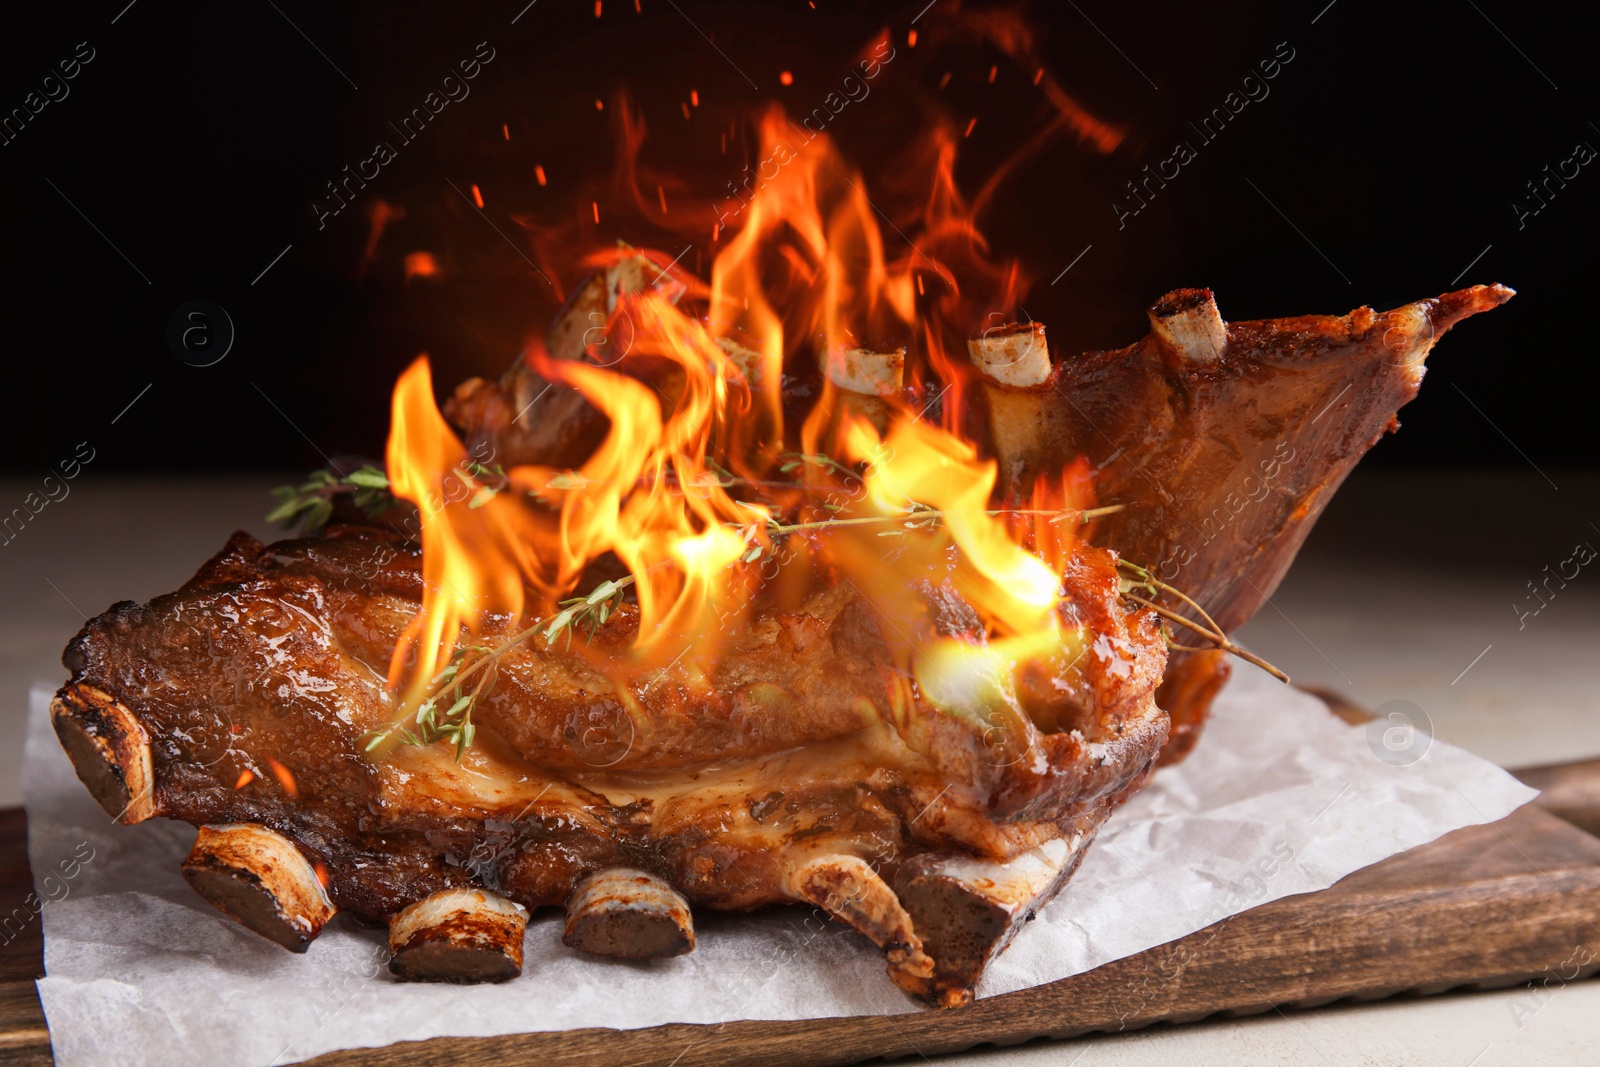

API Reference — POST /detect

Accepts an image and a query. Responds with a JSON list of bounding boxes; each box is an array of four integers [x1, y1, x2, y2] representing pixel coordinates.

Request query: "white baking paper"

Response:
[[24, 666, 1535, 1067]]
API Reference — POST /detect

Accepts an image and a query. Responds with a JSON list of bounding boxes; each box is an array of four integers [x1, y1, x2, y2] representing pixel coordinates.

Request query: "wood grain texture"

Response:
[[1516, 758, 1600, 839], [0, 809, 52, 1067], [2, 798, 1598, 1067]]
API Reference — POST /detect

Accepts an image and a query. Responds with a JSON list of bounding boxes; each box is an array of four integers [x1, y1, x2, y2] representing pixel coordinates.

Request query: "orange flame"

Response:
[[518, 292, 769, 659], [843, 417, 1058, 635], [386, 358, 548, 696], [705, 107, 920, 461], [380, 93, 1112, 720]]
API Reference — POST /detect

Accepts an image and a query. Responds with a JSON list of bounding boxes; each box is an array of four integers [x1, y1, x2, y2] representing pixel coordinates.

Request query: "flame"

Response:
[[707, 107, 916, 459], [518, 293, 769, 659], [361, 200, 405, 277], [842, 416, 1058, 635], [380, 87, 1117, 728], [386, 358, 545, 696]]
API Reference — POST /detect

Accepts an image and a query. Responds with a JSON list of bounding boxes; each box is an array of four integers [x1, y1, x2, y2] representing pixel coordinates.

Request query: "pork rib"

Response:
[[999, 284, 1513, 759], [52, 281, 1511, 1005], [55, 528, 1165, 1005]]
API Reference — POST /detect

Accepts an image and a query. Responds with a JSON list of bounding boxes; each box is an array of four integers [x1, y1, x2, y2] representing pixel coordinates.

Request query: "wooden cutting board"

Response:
[[2, 763, 1597, 1066]]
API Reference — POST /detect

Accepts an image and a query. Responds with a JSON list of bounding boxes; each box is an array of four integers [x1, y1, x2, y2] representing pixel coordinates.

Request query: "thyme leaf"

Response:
[[268, 465, 396, 533]]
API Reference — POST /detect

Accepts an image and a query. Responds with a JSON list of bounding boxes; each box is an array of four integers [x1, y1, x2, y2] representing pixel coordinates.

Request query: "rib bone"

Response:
[[448, 247, 686, 469], [968, 323, 1052, 486], [604, 246, 686, 312], [894, 833, 1084, 1006], [546, 271, 607, 364], [388, 888, 529, 983], [785, 852, 937, 1000], [563, 867, 695, 959], [825, 345, 906, 396], [825, 345, 905, 434], [716, 335, 768, 393], [548, 246, 685, 363], [181, 823, 336, 952], [1147, 288, 1226, 363], [50, 683, 155, 825], [968, 322, 1050, 387]]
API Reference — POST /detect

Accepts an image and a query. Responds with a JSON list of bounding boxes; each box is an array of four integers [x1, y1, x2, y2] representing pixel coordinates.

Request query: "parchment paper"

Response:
[[23, 666, 1535, 1067]]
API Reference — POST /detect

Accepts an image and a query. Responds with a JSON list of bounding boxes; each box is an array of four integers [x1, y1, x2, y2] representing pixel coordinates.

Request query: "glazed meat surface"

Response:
[[1035, 285, 1512, 758], [58, 527, 1166, 1002]]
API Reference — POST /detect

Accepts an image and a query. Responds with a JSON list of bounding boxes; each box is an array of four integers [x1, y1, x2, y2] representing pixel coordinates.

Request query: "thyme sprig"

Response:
[[267, 466, 394, 533], [549, 577, 633, 644], [1115, 559, 1289, 683], [461, 461, 510, 508], [267, 462, 509, 533], [361, 645, 496, 758], [369, 501, 1131, 759], [872, 503, 1124, 540], [777, 450, 859, 482]]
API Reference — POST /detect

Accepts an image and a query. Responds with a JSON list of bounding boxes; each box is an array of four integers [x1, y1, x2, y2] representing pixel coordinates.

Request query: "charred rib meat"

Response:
[[56, 527, 1166, 1005]]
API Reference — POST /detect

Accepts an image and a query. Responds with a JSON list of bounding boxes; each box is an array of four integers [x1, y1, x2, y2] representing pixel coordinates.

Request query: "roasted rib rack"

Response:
[[55, 530, 1166, 1006], [53, 282, 1508, 1005]]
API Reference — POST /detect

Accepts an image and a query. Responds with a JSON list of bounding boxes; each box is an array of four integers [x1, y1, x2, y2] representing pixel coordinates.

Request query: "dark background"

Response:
[[2, 0, 1593, 476]]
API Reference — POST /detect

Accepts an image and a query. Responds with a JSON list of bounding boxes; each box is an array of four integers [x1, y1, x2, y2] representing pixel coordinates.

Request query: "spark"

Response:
[[266, 758, 298, 799]]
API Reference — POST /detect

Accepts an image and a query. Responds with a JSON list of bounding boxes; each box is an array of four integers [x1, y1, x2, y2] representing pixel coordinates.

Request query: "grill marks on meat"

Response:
[[56, 527, 1166, 1003]]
